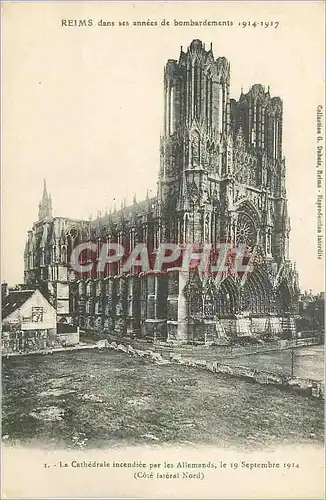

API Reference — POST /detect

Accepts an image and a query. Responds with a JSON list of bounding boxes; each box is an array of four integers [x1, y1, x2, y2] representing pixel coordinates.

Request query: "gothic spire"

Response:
[[38, 179, 53, 220]]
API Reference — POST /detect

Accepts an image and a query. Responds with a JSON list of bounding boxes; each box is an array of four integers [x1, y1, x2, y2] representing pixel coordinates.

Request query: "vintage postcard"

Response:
[[1, 1, 325, 498]]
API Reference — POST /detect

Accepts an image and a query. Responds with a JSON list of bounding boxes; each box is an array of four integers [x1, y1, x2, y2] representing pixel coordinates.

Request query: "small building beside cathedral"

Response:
[[23, 39, 300, 344], [2, 287, 80, 353], [2, 288, 57, 353]]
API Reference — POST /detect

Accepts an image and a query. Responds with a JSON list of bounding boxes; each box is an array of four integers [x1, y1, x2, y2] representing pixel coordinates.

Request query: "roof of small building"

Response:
[[2, 290, 36, 319]]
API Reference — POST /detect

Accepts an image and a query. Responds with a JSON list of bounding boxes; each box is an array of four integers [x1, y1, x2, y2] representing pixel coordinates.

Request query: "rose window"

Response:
[[236, 212, 256, 248]]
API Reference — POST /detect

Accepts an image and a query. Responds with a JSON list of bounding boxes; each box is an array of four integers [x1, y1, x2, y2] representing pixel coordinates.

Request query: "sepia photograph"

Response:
[[1, 1, 325, 498]]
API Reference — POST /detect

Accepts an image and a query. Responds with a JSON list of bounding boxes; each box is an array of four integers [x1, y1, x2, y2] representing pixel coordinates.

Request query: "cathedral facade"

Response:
[[24, 40, 300, 344]]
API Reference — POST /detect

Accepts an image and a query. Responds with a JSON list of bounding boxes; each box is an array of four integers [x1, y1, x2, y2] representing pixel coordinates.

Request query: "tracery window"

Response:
[[235, 212, 256, 248]]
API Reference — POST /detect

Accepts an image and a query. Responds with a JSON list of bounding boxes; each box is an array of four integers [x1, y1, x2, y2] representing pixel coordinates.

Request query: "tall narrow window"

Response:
[[170, 86, 174, 134], [187, 67, 192, 123], [179, 78, 183, 127], [184, 214, 188, 243], [210, 213, 215, 244], [193, 63, 198, 118], [255, 104, 260, 147], [205, 77, 209, 125], [198, 68, 202, 119], [210, 79, 213, 128], [191, 66, 195, 120], [192, 205, 195, 243], [222, 85, 226, 133], [165, 87, 169, 136], [276, 118, 279, 158], [253, 104, 257, 146], [218, 85, 223, 134], [274, 117, 278, 159], [266, 229, 272, 255], [40, 249, 45, 266]]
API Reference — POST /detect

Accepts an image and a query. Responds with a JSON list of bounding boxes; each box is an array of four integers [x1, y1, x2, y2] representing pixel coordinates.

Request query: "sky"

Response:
[[2, 1, 325, 293]]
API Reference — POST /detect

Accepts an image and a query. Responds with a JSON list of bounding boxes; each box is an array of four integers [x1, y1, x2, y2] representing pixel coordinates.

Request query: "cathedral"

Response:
[[24, 39, 300, 344]]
